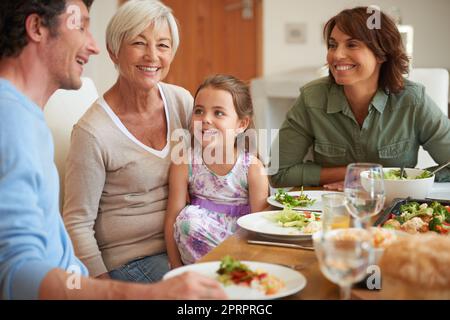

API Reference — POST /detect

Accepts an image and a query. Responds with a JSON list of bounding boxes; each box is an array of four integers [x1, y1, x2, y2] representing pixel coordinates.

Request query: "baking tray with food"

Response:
[[374, 198, 450, 235], [355, 198, 450, 290]]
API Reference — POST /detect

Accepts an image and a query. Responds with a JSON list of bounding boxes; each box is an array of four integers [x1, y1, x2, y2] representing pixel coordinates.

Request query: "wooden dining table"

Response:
[[198, 192, 384, 300], [197, 183, 450, 300], [199, 228, 382, 300]]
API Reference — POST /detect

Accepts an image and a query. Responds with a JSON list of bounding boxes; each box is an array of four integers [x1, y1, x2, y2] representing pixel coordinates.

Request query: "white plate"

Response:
[[163, 261, 307, 300], [237, 210, 318, 240], [268, 190, 343, 212]]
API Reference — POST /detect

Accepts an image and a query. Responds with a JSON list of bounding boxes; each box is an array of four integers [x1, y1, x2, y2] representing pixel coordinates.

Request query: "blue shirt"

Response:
[[0, 79, 87, 299]]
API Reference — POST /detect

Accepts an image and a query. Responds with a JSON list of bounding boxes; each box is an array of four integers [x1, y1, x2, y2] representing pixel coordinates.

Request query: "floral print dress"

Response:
[[174, 149, 251, 264]]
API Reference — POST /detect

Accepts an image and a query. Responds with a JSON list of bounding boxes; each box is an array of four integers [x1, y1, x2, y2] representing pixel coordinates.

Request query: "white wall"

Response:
[[263, 0, 450, 76], [83, 0, 117, 95], [84, 0, 450, 98]]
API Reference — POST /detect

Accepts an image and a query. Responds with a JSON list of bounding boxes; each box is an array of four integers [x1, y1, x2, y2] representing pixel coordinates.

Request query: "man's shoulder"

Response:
[[0, 93, 48, 166], [0, 91, 42, 133]]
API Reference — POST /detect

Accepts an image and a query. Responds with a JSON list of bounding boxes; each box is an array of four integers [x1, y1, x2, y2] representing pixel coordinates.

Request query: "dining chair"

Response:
[[407, 68, 449, 169], [44, 77, 99, 207]]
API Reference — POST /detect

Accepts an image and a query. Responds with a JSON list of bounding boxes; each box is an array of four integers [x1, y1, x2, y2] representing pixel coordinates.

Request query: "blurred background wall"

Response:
[[84, 0, 450, 99]]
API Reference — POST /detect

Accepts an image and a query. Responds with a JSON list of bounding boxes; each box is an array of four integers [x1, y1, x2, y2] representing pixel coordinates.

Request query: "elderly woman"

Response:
[[63, 0, 192, 282], [270, 7, 450, 190]]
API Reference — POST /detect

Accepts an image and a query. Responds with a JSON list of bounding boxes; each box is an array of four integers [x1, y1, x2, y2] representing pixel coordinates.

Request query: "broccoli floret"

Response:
[[441, 205, 450, 223], [435, 212, 446, 223], [429, 217, 442, 232], [399, 202, 431, 221], [428, 201, 447, 223], [395, 215, 405, 224], [430, 201, 441, 210], [399, 202, 420, 214], [430, 201, 446, 214]]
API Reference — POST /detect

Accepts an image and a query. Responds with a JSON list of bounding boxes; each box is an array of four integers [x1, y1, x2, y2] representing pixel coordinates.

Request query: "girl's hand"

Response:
[[169, 261, 184, 270], [165, 162, 189, 273], [323, 181, 344, 191], [248, 156, 270, 213]]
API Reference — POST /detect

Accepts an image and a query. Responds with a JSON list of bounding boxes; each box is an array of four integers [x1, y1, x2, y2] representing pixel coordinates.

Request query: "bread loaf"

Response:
[[379, 233, 450, 299]]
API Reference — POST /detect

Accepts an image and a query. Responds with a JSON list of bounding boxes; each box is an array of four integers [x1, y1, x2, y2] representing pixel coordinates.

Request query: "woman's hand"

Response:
[[323, 181, 344, 191], [319, 167, 347, 187]]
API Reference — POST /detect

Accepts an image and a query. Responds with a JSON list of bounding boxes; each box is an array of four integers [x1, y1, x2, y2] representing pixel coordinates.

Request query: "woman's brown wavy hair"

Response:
[[323, 7, 410, 93]]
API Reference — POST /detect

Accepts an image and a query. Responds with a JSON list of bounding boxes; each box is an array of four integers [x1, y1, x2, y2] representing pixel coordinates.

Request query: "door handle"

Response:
[[225, 0, 253, 20]]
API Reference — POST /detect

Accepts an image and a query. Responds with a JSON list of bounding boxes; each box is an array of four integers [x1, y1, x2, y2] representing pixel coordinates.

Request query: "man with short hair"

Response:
[[0, 0, 225, 300]]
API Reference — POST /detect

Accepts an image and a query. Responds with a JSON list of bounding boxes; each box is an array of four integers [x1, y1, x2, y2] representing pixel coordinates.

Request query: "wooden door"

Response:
[[117, 0, 262, 94], [162, 0, 263, 94]]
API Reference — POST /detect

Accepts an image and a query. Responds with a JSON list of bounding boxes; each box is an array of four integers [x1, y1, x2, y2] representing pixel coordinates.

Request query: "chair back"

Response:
[[408, 68, 449, 168], [44, 77, 99, 206]]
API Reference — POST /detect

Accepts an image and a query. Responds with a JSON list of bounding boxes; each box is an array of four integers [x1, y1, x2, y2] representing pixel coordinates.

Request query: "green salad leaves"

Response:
[[383, 169, 433, 180], [274, 188, 316, 207]]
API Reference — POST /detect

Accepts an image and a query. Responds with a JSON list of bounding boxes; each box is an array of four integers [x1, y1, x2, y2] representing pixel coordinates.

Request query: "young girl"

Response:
[[164, 74, 269, 268]]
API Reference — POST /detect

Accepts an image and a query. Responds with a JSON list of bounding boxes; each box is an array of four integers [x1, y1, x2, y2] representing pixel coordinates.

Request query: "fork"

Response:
[[247, 240, 314, 251]]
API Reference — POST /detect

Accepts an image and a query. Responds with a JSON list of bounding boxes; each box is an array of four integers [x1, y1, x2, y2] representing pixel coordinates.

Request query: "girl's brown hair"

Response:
[[194, 74, 254, 130], [323, 7, 410, 93]]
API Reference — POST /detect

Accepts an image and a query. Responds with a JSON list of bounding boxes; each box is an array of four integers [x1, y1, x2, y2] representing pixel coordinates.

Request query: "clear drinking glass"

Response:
[[344, 163, 385, 229], [321, 193, 351, 232], [313, 228, 373, 300]]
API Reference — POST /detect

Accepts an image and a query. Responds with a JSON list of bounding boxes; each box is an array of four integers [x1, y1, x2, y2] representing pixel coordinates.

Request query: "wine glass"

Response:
[[313, 228, 373, 300], [344, 163, 385, 229]]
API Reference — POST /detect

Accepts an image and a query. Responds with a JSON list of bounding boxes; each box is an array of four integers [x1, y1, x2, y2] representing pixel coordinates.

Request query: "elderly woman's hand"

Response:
[[323, 181, 344, 191]]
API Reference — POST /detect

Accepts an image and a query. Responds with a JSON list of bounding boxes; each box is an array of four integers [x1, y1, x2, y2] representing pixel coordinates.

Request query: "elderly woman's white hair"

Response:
[[106, 0, 179, 58]]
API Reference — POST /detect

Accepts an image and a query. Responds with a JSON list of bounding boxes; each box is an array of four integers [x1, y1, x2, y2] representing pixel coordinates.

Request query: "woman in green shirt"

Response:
[[270, 7, 450, 189]]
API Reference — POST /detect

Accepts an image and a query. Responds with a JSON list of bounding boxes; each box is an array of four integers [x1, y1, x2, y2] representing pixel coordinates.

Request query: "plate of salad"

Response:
[[267, 189, 342, 212], [237, 208, 322, 240], [163, 256, 307, 300]]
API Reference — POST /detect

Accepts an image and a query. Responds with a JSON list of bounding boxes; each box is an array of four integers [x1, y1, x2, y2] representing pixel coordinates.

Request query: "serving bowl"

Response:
[[361, 167, 435, 206]]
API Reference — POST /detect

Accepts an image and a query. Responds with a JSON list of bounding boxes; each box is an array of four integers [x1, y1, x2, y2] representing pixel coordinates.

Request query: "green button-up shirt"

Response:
[[270, 77, 450, 187]]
